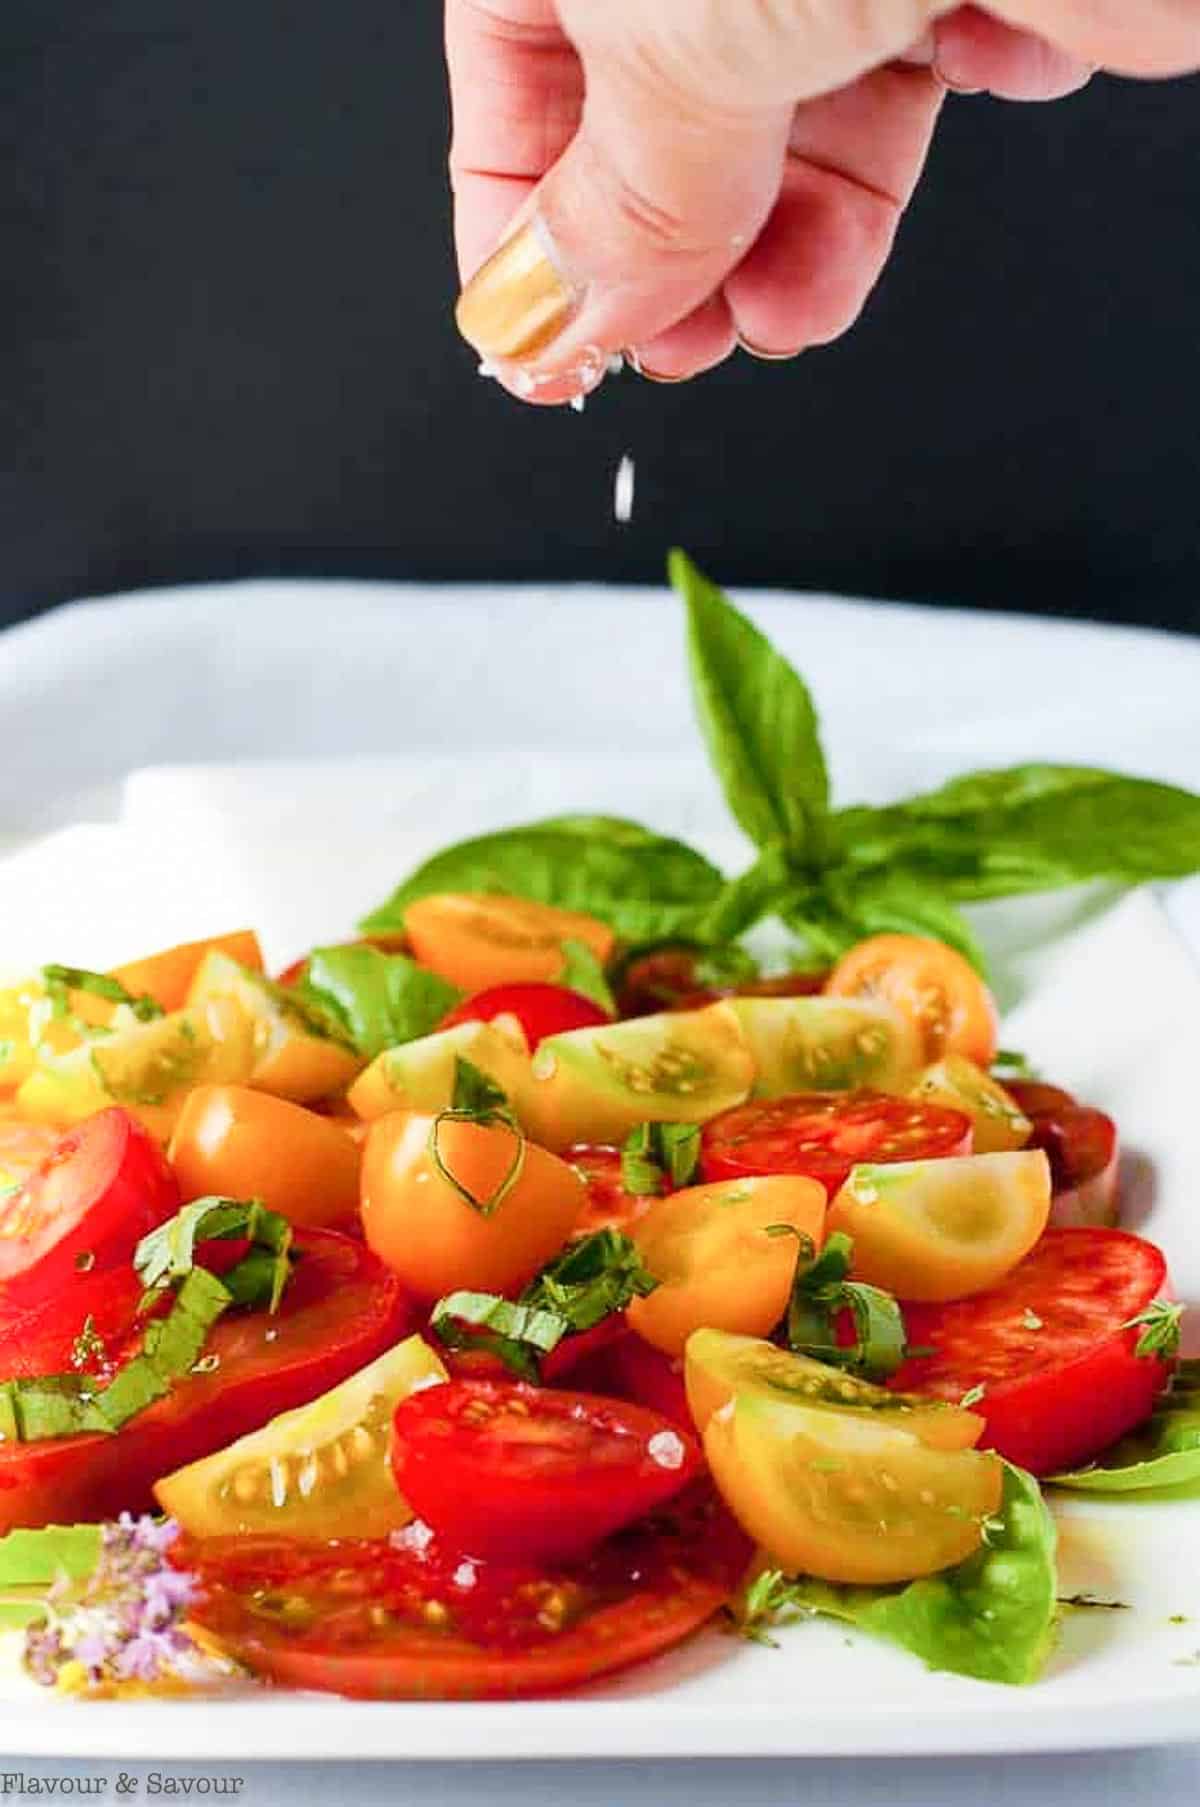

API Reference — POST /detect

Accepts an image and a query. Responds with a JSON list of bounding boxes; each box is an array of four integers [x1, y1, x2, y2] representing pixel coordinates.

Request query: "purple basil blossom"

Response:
[[22, 1515, 218, 1691]]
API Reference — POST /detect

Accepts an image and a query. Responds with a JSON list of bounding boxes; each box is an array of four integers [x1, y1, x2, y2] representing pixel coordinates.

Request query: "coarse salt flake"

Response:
[[647, 1430, 686, 1471], [614, 454, 636, 524]]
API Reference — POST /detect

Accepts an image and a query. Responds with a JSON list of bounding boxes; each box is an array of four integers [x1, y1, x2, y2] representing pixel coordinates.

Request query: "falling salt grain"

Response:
[[648, 1430, 686, 1471], [614, 454, 636, 524], [570, 393, 586, 414], [477, 359, 500, 380]]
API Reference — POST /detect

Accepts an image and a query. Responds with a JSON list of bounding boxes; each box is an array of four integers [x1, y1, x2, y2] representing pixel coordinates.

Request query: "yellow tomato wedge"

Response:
[[908, 1055, 1032, 1154], [687, 1332, 1002, 1585], [361, 1111, 586, 1302], [348, 1018, 531, 1122], [627, 1175, 826, 1358], [684, 1329, 987, 1449], [403, 893, 615, 993], [155, 1336, 447, 1539], [826, 1149, 1052, 1303], [187, 950, 362, 1103], [15, 997, 256, 1138]]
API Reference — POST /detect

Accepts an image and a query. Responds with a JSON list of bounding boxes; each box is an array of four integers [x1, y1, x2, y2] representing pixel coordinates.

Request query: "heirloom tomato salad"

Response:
[[1, 560, 1199, 1702]]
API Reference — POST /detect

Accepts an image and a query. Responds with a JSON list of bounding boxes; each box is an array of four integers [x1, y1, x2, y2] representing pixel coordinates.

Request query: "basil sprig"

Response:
[[431, 1228, 658, 1380], [360, 553, 1200, 979], [0, 1198, 294, 1444], [292, 945, 462, 1060], [621, 1121, 701, 1195], [786, 1231, 907, 1382]]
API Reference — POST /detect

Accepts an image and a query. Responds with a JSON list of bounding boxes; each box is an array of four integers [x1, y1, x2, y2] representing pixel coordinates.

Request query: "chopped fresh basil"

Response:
[[785, 1231, 907, 1382], [751, 1463, 1057, 1685], [621, 1121, 701, 1196], [430, 1229, 657, 1379], [135, 1196, 292, 1312], [294, 945, 461, 1060], [427, 1060, 525, 1218]]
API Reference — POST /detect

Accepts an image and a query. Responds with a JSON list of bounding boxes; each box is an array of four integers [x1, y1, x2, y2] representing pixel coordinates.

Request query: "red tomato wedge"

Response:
[[699, 1091, 972, 1197], [0, 1229, 414, 1532], [565, 1144, 658, 1237], [181, 1484, 749, 1700], [390, 1379, 703, 1563], [1005, 1082, 1119, 1228], [0, 1110, 179, 1309], [440, 983, 610, 1049], [890, 1227, 1171, 1475]]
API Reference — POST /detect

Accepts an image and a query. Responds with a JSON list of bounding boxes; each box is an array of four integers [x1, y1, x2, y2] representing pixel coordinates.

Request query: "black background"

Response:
[[1, 2, 1197, 633]]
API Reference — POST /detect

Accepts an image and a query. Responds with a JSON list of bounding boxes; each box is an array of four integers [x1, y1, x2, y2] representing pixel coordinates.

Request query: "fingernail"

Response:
[[456, 221, 575, 362], [736, 334, 800, 364], [630, 353, 690, 385], [896, 30, 936, 67]]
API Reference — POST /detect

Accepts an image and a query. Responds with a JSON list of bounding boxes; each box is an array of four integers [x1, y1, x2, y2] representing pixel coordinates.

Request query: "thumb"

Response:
[[454, 49, 793, 395]]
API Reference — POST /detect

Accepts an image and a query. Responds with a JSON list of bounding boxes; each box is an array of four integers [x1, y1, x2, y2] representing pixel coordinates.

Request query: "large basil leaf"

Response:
[[835, 765, 1200, 899], [299, 945, 461, 1060], [818, 868, 987, 970], [359, 815, 726, 942], [671, 550, 829, 861], [779, 1463, 1057, 1685], [1050, 1362, 1200, 1496]]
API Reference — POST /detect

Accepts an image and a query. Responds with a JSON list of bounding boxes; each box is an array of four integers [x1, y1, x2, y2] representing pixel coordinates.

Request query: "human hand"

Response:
[[447, 1, 1199, 403]]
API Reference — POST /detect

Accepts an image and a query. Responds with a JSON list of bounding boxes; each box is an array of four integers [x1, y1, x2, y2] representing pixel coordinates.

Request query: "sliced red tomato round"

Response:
[[564, 1144, 658, 1237], [180, 1484, 748, 1700], [390, 1379, 703, 1563], [0, 1109, 180, 1309], [439, 982, 610, 1049], [1004, 1081, 1119, 1228], [890, 1227, 1171, 1475], [0, 1229, 415, 1532], [700, 1090, 972, 1197]]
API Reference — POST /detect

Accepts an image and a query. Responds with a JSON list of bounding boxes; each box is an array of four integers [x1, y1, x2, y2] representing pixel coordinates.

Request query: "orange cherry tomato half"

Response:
[[403, 894, 614, 994], [826, 934, 998, 1066], [167, 1085, 362, 1231], [72, 931, 264, 1027], [627, 1174, 827, 1358], [360, 1112, 586, 1303], [390, 1379, 703, 1563], [440, 982, 610, 1049]]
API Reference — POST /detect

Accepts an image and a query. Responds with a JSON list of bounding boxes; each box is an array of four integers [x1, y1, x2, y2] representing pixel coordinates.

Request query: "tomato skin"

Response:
[[891, 1227, 1171, 1475], [827, 934, 998, 1066], [168, 1085, 361, 1232], [404, 895, 614, 994], [181, 1483, 749, 1700], [361, 1113, 586, 1304], [0, 1230, 415, 1532], [615, 947, 827, 1017], [390, 1379, 703, 1563], [601, 1333, 693, 1430], [0, 1109, 179, 1308], [439, 984, 611, 1050], [564, 1144, 658, 1238], [700, 1090, 972, 1198]]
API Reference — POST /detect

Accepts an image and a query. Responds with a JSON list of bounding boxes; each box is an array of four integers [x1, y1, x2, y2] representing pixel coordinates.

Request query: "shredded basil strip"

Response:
[[41, 964, 164, 1026], [0, 1199, 295, 1444], [135, 1196, 293, 1312], [427, 1060, 527, 1218], [786, 1231, 908, 1382], [430, 1229, 658, 1380], [621, 1121, 701, 1196]]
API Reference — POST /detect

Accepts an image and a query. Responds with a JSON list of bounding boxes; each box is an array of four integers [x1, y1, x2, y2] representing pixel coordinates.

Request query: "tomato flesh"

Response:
[[0, 1229, 415, 1531], [440, 983, 611, 1049], [700, 1090, 972, 1197], [390, 1379, 703, 1562], [564, 1144, 658, 1237], [0, 1109, 180, 1308], [890, 1227, 1171, 1475], [181, 1483, 749, 1700]]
